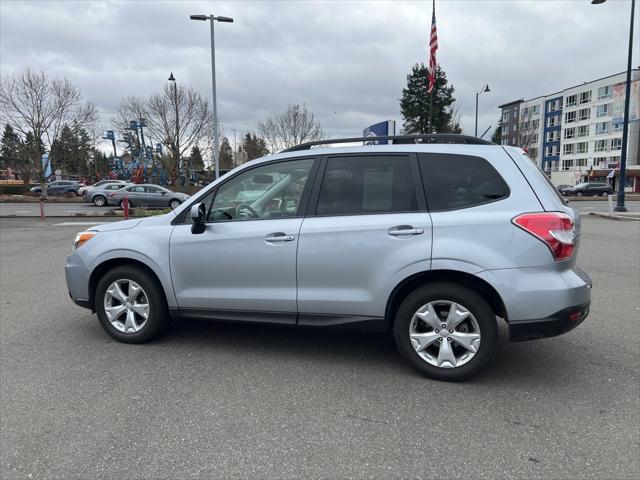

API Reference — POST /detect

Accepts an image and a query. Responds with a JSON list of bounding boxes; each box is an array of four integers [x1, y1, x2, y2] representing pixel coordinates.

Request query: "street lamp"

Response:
[[168, 72, 182, 185], [190, 13, 234, 180], [475, 84, 491, 137], [592, 0, 635, 212]]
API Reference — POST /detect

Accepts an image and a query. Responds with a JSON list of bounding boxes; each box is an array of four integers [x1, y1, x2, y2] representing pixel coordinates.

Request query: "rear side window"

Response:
[[418, 153, 509, 211], [316, 155, 418, 216]]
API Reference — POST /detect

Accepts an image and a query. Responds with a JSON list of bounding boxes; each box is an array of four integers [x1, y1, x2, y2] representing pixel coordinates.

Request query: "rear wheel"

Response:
[[169, 199, 181, 210], [576, 192, 583, 197], [393, 282, 497, 381], [93, 195, 106, 207], [95, 266, 168, 343]]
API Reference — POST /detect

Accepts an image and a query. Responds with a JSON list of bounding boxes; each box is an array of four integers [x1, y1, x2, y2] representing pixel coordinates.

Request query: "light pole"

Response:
[[190, 13, 234, 180], [168, 72, 181, 185], [475, 84, 491, 137], [592, 0, 635, 212]]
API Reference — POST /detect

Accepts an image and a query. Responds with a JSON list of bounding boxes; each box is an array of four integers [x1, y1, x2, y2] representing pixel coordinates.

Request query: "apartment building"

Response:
[[498, 68, 640, 190]]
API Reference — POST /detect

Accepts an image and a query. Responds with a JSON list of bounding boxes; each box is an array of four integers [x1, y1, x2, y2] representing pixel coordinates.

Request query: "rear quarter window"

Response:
[[418, 153, 510, 211]]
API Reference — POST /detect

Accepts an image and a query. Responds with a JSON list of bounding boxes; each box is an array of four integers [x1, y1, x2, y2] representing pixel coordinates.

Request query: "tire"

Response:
[[576, 192, 583, 197], [93, 195, 106, 207], [601, 192, 608, 198], [95, 265, 168, 343], [393, 282, 498, 381], [120, 199, 132, 209], [169, 199, 181, 210]]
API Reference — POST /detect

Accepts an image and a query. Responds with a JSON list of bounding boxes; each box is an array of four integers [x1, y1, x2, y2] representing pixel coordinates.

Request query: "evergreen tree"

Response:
[[49, 125, 93, 176], [241, 133, 269, 160], [0, 124, 22, 170], [400, 64, 457, 134], [491, 119, 503, 144], [218, 137, 233, 170], [190, 145, 204, 171], [21, 132, 45, 183]]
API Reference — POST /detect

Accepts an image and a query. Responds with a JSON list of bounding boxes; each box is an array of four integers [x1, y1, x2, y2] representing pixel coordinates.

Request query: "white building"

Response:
[[498, 68, 640, 190]]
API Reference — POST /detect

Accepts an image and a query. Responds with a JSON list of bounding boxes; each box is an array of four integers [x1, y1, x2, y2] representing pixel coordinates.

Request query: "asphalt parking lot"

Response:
[[1, 216, 639, 479]]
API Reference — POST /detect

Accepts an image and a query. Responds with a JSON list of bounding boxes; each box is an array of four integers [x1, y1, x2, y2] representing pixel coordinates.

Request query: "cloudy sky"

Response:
[[1, 0, 638, 150]]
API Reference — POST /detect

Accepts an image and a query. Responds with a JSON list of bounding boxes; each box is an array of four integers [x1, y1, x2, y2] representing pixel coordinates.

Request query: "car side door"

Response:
[[144, 185, 165, 207], [169, 156, 318, 321], [296, 153, 432, 326]]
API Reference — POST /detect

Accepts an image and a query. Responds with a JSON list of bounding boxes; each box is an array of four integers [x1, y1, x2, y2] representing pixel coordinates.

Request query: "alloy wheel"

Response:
[[103, 279, 150, 333], [409, 300, 481, 368]]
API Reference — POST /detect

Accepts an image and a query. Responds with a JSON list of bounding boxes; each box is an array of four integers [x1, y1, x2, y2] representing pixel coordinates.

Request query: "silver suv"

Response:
[[65, 135, 591, 381]]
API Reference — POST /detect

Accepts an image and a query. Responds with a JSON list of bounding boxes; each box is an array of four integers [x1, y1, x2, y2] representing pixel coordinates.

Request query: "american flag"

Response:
[[427, 0, 438, 93]]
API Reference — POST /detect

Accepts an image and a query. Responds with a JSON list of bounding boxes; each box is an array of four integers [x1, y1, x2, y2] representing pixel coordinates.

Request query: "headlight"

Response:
[[74, 231, 97, 251]]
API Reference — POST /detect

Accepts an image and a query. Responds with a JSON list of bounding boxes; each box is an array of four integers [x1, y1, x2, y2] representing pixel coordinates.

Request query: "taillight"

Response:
[[512, 212, 576, 261]]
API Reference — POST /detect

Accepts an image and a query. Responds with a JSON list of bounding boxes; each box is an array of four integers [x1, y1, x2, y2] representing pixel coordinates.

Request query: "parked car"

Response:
[[30, 180, 85, 196], [561, 182, 613, 197], [78, 179, 128, 196], [66, 135, 591, 381], [105, 184, 189, 210], [555, 184, 573, 194], [84, 182, 129, 206]]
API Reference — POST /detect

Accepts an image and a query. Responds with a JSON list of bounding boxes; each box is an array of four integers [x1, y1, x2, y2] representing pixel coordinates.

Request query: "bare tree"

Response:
[[115, 84, 212, 184], [0, 68, 97, 197], [258, 103, 323, 152], [518, 108, 542, 164]]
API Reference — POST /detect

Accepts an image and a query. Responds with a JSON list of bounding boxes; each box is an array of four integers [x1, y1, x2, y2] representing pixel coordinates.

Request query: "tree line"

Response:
[[1, 64, 462, 195]]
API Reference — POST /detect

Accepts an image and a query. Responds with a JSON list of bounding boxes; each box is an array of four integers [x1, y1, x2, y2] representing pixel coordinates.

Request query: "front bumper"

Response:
[[65, 251, 92, 310]]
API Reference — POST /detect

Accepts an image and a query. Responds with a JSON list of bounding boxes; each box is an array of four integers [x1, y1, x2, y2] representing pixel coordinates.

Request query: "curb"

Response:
[[588, 212, 640, 222]]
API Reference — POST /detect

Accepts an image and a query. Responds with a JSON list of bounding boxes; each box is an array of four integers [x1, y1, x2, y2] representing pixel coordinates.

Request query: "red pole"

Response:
[[123, 195, 129, 220], [39, 198, 45, 220]]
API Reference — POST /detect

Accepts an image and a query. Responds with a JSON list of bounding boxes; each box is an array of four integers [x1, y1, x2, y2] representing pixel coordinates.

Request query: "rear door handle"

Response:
[[265, 232, 295, 242], [388, 226, 424, 236]]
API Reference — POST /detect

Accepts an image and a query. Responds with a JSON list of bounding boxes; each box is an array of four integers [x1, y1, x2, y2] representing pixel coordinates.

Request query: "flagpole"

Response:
[[428, 0, 436, 133]]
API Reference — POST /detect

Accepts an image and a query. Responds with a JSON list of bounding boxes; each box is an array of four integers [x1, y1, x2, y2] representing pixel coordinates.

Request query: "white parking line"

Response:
[[64, 210, 80, 213], [15, 210, 32, 214], [53, 222, 111, 226]]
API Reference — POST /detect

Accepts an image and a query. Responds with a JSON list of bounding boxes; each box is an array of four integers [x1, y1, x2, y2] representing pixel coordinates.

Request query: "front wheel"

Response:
[[393, 282, 497, 381], [95, 266, 168, 343], [576, 192, 583, 197], [169, 199, 181, 210], [93, 195, 106, 207], [601, 192, 608, 198]]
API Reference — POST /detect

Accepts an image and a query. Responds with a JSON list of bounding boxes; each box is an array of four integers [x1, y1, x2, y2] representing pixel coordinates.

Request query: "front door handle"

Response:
[[388, 225, 424, 236], [265, 232, 295, 242]]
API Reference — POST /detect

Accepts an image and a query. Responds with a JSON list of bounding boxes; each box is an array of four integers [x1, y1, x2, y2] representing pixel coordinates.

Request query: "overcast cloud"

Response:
[[1, 0, 638, 150]]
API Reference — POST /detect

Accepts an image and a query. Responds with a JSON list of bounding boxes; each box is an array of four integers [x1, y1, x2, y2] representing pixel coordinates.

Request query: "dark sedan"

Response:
[[29, 180, 85, 196], [561, 182, 613, 197]]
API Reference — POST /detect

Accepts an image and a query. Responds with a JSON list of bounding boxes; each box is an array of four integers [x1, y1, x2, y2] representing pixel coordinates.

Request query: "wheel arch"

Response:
[[88, 258, 169, 312], [384, 270, 508, 330]]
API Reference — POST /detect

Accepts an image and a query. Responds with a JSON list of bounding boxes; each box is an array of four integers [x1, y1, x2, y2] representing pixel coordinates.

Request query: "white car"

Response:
[[78, 180, 128, 196]]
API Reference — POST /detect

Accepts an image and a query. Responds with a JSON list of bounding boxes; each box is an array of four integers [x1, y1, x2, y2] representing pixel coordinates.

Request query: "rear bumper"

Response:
[[508, 301, 590, 341]]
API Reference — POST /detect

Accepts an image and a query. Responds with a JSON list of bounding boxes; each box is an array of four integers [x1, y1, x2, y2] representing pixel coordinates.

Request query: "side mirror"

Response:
[[190, 203, 206, 234], [161, 191, 167, 195]]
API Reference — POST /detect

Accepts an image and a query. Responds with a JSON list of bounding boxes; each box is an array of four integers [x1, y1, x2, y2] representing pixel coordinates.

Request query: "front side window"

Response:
[[418, 154, 509, 211], [316, 155, 417, 216], [206, 158, 314, 221], [128, 186, 145, 193]]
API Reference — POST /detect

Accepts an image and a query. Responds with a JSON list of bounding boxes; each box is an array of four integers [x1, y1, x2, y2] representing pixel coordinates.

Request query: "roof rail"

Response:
[[281, 134, 494, 153]]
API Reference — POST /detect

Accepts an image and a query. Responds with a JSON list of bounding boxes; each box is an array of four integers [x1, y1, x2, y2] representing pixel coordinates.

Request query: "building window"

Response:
[[595, 139, 608, 152], [594, 156, 607, 167], [502, 112, 509, 123], [597, 85, 612, 100], [563, 143, 575, 155], [613, 122, 623, 132], [512, 110, 518, 119], [576, 158, 588, 167], [501, 126, 508, 136], [578, 108, 590, 121], [609, 155, 621, 164], [532, 119, 539, 129], [576, 142, 588, 154], [529, 147, 538, 158], [596, 103, 611, 118], [565, 111, 576, 123], [611, 138, 622, 150], [561, 159, 574, 170], [579, 91, 591, 104], [577, 125, 589, 137], [566, 94, 577, 107], [512, 124, 517, 132], [522, 107, 529, 117], [563, 127, 575, 140], [531, 105, 540, 115], [595, 122, 610, 135]]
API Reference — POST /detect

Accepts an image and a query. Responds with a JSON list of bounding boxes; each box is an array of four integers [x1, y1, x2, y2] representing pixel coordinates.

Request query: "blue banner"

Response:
[[41, 153, 51, 178], [363, 120, 396, 145]]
